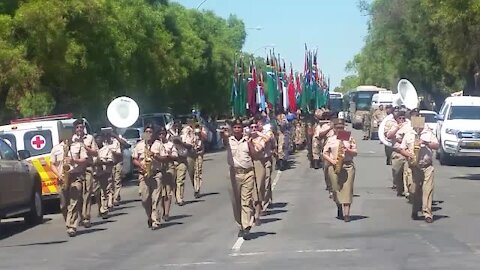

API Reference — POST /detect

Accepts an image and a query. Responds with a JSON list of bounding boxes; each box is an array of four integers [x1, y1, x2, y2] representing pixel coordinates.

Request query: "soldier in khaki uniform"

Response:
[[323, 119, 358, 222], [110, 132, 127, 207], [256, 116, 275, 208], [50, 130, 89, 237], [222, 119, 255, 239], [399, 117, 439, 223], [317, 112, 335, 195], [193, 124, 205, 198], [168, 121, 188, 206], [132, 124, 165, 230], [311, 109, 324, 169], [293, 110, 306, 151], [386, 111, 412, 196], [383, 105, 395, 165], [181, 120, 199, 198], [72, 120, 98, 228], [93, 134, 113, 219], [158, 127, 176, 221], [276, 111, 288, 170]]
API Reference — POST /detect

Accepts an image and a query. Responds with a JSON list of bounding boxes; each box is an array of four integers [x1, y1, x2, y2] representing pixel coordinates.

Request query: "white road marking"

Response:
[[415, 234, 440, 253], [230, 248, 358, 257], [232, 237, 244, 251], [162, 262, 217, 267], [231, 170, 283, 251]]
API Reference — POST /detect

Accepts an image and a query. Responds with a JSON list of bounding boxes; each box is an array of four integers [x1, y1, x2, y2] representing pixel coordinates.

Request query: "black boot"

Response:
[[313, 159, 320, 170], [309, 159, 314, 168], [337, 205, 344, 219], [279, 159, 285, 171]]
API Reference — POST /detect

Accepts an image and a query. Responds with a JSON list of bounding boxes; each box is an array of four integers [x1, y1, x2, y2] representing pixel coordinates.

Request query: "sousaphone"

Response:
[[378, 79, 418, 147], [107, 96, 140, 128]]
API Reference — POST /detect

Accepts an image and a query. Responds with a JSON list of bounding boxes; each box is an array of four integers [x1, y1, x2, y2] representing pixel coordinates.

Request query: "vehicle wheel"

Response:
[[438, 146, 453, 166], [24, 186, 43, 225]]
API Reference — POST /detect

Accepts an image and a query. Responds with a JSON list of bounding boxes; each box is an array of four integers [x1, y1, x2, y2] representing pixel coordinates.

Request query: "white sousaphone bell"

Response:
[[107, 96, 140, 129], [378, 79, 419, 147]]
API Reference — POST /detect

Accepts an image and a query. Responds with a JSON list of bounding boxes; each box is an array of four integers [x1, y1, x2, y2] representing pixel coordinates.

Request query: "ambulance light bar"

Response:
[[10, 113, 74, 124]]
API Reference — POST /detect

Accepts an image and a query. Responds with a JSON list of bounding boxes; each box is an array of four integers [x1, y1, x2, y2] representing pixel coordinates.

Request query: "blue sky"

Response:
[[172, 0, 369, 88]]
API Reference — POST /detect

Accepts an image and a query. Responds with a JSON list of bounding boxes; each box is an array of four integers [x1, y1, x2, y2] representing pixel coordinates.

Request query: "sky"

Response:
[[172, 0, 369, 88]]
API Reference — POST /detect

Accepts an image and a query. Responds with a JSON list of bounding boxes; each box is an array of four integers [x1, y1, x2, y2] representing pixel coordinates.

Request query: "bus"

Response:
[[349, 85, 386, 129], [328, 91, 344, 116]]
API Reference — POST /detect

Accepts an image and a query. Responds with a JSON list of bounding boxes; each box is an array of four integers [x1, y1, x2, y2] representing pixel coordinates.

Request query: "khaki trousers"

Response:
[[186, 156, 197, 193], [112, 162, 123, 203], [81, 169, 93, 222], [404, 164, 413, 194], [229, 167, 254, 230], [328, 162, 355, 204], [411, 165, 434, 218], [94, 165, 112, 215], [162, 165, 176, 197], [193, 155, 203, 193], [391, 152, 406, 194], [312, 137, 321, 160], [385, 145, 393, 163], [139, 172, 163, 226], [263, 158, 273, 204], [323, 162, 332, 191], [175, 160, 187, 203], [60, 175, 84, 231], [253, 160, 266, 203]]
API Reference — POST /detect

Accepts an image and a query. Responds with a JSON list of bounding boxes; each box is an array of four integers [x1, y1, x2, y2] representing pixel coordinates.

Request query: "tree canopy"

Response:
[[345, 0, 480, 105], [0, 0, 246, 127]]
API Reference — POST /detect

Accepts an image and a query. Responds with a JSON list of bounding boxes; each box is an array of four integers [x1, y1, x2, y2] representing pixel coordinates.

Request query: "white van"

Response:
[[371, 91, 394, 110], [436, 96, 480, 165], [0, 114, 92, 199]]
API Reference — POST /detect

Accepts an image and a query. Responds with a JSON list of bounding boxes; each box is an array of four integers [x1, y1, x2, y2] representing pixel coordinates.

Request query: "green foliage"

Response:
[[0, 0, 246, 127], [344, 0, 480, 100], [334, 75, 360, 93]]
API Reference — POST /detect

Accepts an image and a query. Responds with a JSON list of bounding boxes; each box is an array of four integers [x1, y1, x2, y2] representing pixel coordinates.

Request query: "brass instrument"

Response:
[[62, 139, 72, 190], [143, 142, 153, 178], [334, 140, 345, 174], [409, 134, 421, 167]]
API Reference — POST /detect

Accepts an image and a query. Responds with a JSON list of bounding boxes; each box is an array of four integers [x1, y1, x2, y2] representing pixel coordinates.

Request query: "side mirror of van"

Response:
[[436, 114, 444, 121], [18, 150, 31, 160]]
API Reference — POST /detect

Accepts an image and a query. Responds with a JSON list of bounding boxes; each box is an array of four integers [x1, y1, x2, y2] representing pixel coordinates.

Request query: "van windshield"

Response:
[[123, 129, 140, 139], [448, 106, 480, 120]]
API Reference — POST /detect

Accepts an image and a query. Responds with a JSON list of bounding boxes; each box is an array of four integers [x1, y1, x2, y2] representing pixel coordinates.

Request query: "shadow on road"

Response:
[[336, 215, 369, 222], [183, 199, 205, 205], [432, 206, 442, 212], [264, 209, 288, 216], [433, 215, 450, 221], [160, 222, 183, 229], [76, 228, 107, 236], [168, 214, 192, 221], [120, 199, 142, 205], [0, 218, 53, 241], [0, 240, 68, 248], [91, 219, 117, 227], [199, 192, 220, 198], [450, 174, 480, 181], [269, 202, 288, 209], [108, 212, 128, 218], [259, 217, 282, 225], [244, 231, 276, 241]]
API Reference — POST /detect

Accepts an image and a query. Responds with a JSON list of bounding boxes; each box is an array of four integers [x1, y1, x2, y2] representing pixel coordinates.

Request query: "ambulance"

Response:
[[0, 113, 92, 200]]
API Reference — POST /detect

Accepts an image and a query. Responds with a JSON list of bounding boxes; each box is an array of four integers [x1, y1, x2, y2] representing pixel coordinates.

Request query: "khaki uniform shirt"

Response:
[[72, 133, 98, 166], [323, 135, 357, 166], [104, 138, 122, 163], [262, 130, 275, 158], [50, 141, 88, 177], [226, 136, 253, 169], [95, 145, 114, 176], [133, 140, 165, 171], [400, 126, 438, 167]]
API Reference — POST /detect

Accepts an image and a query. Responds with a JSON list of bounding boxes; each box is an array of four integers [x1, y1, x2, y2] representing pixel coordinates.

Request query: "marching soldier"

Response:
[[101, 130, 123, 209], [193, 124, 205, 198], [256, 116, 275, 208], [317, 112, 335, 195], [293, 110, 306, 151], [168, 121, 188, 206], [181, 119, 199, 198], [306, 114, 315, 168], [93, 134, 113, 219], [132, 124, 164, 230], [323, 118, 358, 222], [50, 130, 89, 237], [72, 120, 98, 229], [222, 118, 255, 239], [384, 105, 395, 165], [386, 110, 412, 196], [158, 126, 176, 221], [399, 117, 439, 223], [372, 105, 387, 135], [276, 110, 288, 171], [363, 111, 372, 140], [311, 109, 324, 169]]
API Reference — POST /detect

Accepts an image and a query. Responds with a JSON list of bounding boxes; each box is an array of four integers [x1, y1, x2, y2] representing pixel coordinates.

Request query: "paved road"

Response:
[[1, 127, 480, 269]]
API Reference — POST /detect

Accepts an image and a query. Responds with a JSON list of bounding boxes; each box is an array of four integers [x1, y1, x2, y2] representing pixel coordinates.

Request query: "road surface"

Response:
[[1, 127, 480, 269]]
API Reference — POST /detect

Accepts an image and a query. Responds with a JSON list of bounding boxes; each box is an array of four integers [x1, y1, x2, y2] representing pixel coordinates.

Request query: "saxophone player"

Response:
[[398, 117, 439, 223], [322, 118, 358, 222], [132, 124, 163, 230], [50, 131, 89, 237]]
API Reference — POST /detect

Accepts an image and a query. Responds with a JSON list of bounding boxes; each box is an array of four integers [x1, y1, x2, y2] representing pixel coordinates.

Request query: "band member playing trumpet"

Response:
[[398, 117, 439, 223], [323, 119, 358, 222], [72, 119, 98, 229], [132, 124, 164, 230], [222, 119, 255, 239], [50, 131, 89, 237]]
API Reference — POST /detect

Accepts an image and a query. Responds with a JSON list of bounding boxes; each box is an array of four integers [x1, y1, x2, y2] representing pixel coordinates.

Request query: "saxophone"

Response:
[[62, 139, 72, 190], [409, 134, 421, 167], [335, 140, 345, 174], [143, 141, 153, 178]]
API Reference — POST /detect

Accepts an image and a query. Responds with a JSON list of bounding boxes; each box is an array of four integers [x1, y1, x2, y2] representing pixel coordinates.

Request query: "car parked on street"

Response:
[[0, 138, 43, 227]]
